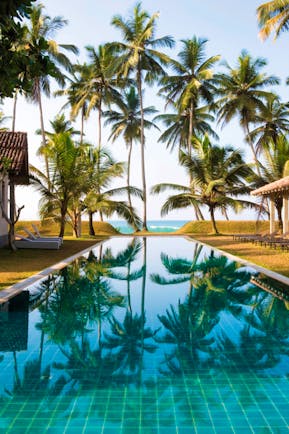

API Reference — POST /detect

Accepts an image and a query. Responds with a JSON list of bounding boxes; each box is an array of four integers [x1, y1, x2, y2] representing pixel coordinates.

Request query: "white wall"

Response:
[[0, 176, 8, 247]]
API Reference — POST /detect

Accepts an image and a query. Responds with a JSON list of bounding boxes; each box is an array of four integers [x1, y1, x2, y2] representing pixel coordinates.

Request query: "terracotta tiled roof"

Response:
[[0, 132, 29, 184], [251, 176, 289, 196]]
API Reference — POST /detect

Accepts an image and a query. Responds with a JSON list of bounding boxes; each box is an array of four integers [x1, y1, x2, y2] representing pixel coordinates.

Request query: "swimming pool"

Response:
[[0, 237, 289, 433]]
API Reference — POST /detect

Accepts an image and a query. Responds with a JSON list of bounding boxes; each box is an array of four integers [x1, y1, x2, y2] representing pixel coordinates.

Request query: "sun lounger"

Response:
[[24, 225, 63, 244], [32, 224, 63, 244], [233, 234, 262, 242], [15, 234, 61, 249]]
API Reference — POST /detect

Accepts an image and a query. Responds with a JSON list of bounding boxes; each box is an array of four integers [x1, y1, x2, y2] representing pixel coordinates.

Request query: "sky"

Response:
[[2, 0, 289, 221]]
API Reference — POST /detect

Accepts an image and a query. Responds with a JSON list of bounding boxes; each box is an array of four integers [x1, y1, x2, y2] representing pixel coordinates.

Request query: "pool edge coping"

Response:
[[186, 235, 289, 287], [0, 240, 104, 303]]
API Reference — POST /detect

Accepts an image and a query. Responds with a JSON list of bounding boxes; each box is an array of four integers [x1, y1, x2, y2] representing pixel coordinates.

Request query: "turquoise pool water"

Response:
[[0, 237, 289, 433]]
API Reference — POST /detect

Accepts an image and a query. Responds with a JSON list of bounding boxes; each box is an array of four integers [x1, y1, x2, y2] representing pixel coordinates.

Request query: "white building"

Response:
[[0, 132, 29, 247]]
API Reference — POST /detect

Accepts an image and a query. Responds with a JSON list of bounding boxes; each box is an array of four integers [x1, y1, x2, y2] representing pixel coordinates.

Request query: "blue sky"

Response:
[[3, 0, 289, 221]]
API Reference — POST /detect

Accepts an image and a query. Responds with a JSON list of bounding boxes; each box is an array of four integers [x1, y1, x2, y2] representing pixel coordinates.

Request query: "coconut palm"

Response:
[[152, 135, 255, 234], [30, 131, 90, 237], [257, 0, 289, 40], [110, 2, 175, 230], [155, 252, 253, 370], [36, 113, 81, 158], [247, 95, 289, 154], [84, 146, 142, 235], [72, 45, 123, 149], [107, 239, 144, 313], [54, 63, 91, 143], [155, 105, 218, 153], [24, 4, 78, 183], [104, 86, 158, 221], [248, 135, 289, 229], [151, 243, 203, 300], [215, 50, 279, 165], [159, 37, 220, 157], [103, 312, 158, 379]]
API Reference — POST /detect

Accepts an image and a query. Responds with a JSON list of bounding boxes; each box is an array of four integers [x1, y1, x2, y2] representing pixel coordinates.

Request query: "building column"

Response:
[[269, 197, 275, 235], [283, 195, 289, 235]]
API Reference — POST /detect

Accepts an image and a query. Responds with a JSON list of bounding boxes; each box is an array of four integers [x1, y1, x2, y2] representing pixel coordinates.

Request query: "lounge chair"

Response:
[[24, 225, 63, 244], [233, 233, 262, 242], [15, 234, 61, 249]]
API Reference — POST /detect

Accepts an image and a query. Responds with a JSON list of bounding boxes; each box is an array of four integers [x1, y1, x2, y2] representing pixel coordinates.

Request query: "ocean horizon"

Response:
[[108, 219, 188, 233]]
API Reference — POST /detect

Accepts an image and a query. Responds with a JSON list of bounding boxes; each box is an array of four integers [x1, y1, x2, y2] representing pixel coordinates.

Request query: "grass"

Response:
[[176, 220, 270, 235], [15, 220, 120, 236]]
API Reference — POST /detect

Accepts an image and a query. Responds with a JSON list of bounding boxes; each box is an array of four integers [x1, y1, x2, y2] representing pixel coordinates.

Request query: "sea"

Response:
[[108, 220, 188, 233]]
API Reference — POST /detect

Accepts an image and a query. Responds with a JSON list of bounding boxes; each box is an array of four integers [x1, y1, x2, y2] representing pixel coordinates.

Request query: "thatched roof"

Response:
[[251, 176, 289, 197], [0, 132, 29, 184]]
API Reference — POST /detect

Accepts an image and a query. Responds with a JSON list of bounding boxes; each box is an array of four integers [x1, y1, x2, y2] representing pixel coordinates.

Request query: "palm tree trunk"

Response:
[[127, 139, 133, 209], [97, 104, 103, 222], [98, 105, 102, 150], [188, 102, 195, 186], [59, 203, 68, 237], [127, 139, 138, 231], [244, 122, 259, 173], [37, 80, 50, 190], [72, 210, 79, 238], [209, 206, 219, 234], [8, 179, 16, 251], [137, 67, 147, 231], [89, 210, 95, 236], [12, 91, 17, 132], [194, 204, 204, 220], [189, 102, 193, 160], [80, 106, 85, 145], [244, 120, 269, 215], [77, 210, 82, 237]]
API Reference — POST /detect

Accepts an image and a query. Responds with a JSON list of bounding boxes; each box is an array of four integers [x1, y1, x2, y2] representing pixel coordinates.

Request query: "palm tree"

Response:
[[151, 243, 203, 298], [55, 63, 92, 143], [36, 113, 81, 156], [84, 146, 142, 235], [110, 2, 175, 230], [104, 86, 158, 221], [30, 131, 90, 237], [249, 135, 289, 229], [151, 135, 255, 234], [247, 95, 289, 154], [24, 4, 78, 183], [72, 45, 123, 149], [103, 312, 158, 379], [107, 239, 143, 313], [159, 37, 220, 158], [257, 0, 289, 40], [155, 105, 218, 153], [215, 50, 279, 165]]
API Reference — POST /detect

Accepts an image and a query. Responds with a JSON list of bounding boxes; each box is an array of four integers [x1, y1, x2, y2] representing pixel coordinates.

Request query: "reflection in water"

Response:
[[0, 237, 289, 432], [0, 292, 29, 352]]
